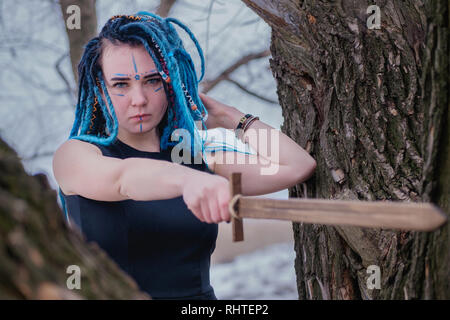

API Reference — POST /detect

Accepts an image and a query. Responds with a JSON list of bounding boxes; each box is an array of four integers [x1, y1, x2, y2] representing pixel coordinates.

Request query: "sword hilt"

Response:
[[229, 172, 244, 242]]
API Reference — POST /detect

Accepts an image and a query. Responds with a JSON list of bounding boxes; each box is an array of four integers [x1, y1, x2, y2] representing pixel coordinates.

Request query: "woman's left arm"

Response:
[[200, 94, 317, 196]]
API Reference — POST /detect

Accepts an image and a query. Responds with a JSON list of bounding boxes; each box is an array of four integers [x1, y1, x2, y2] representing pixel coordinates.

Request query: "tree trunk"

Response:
[[242, 0, 449, 299], [59, 0, 98, 84], [156, 0, 177, 17], [0, 138, 149, 299]]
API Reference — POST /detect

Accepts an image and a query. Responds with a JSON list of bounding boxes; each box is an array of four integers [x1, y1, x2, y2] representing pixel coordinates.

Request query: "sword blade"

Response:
[[235, 197, 447, 231]]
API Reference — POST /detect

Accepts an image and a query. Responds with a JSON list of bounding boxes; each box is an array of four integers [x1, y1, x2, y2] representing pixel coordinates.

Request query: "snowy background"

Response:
[[0, 0, 298, 300], [211, 242, 298, 300]]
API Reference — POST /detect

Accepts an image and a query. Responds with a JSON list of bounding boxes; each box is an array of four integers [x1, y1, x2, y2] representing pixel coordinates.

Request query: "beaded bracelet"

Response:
[[235, 114, 252, 138], [243, 115, 259, 132], [235, 114, 259, 139]]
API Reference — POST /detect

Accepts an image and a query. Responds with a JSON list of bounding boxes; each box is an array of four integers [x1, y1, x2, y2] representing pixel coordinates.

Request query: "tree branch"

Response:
[[201, 49, 270, 93], [59, 0, 97, 84], [55, 52, 76, 104], [226, 78, 278, 104], [156, 0, 177, 17]]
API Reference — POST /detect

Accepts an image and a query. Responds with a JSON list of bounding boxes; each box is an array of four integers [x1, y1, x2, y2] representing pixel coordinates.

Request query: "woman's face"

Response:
[[100, 43, 168, 137]]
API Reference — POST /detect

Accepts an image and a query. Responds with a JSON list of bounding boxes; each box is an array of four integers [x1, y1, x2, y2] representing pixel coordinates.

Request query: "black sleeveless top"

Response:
[[62, 139, 218, 300]]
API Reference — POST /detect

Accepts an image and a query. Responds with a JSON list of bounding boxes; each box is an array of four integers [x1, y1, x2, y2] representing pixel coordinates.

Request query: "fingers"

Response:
[[199, 93, 218, 109], [198, 93, 208, 106], [189, 202, 205, 223], [198, 194, 227, 224], [200, 199, 212, 223], [208, 196, 221, 224], [202, 196, 221, 224], [182, 174, 231, 224], [184, 194, 216, 224], [217, 189, 231, 222]]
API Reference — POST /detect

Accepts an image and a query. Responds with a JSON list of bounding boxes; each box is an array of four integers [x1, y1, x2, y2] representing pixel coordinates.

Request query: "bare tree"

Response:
[[156, 0, 177, 17], [242, 0, 449, 299], [59, 0, 98, 84], [201, 49, 276, 103]]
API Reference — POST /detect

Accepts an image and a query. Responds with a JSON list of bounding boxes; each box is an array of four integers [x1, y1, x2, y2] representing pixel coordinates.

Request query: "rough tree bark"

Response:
[[0, 138, 149, 299], [242, 0, 449, 299]]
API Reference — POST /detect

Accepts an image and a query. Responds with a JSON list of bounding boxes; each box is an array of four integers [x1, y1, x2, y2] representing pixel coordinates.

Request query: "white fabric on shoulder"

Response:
[[200, 128, 256, 155]]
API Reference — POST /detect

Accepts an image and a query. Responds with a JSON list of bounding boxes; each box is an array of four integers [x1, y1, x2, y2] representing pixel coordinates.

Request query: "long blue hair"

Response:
[[70, 12, 207, 149]]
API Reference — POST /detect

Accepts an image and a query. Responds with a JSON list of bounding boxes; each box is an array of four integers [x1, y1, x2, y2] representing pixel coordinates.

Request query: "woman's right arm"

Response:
[[52, 139, 231, 223]]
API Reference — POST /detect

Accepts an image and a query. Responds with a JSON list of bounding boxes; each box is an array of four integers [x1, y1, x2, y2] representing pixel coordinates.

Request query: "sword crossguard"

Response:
[[229, 173, 244, 242], [228, 194, 242, 219]]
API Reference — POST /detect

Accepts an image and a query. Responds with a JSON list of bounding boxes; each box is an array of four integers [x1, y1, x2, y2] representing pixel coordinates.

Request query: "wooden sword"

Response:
[[228, 173, 448, 242]]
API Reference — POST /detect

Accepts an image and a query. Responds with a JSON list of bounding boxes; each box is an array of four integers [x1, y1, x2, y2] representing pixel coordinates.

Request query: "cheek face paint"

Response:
[[154, 86, 163, 93]]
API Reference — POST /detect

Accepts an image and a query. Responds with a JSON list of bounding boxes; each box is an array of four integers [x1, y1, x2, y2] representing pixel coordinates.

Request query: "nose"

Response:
[[130, 84, 148, 107]]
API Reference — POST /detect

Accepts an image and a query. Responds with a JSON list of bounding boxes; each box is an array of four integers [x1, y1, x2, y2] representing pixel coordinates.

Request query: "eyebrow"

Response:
[[110, 72, 160, 81]]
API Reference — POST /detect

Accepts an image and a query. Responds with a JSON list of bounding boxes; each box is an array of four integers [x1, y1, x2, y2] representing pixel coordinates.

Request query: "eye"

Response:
[[146, 78, 161, 85], [113, 82, 127, 88]]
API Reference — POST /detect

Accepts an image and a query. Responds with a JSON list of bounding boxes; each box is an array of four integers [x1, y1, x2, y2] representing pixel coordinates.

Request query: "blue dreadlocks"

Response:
[[59, 12, 209, 223], [58, 12, 255, 225], [69, 11, 207, 149]]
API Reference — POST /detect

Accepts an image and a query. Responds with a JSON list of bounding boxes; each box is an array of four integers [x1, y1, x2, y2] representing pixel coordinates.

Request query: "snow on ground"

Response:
[[210, 242, 299, 300]]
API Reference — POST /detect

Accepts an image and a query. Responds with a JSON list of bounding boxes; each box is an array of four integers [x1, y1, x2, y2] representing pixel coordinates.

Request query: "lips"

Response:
[[131, 114, 150, 119]]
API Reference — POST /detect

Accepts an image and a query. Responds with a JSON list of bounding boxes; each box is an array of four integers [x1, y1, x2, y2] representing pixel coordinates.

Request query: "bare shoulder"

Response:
[[54, 139, 101, 157], [53, 139, 126, 200], [53, 139, 101, 195]]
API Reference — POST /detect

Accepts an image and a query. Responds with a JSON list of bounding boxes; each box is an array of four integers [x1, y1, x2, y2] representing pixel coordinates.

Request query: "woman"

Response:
[[53, 12, 316, 300]]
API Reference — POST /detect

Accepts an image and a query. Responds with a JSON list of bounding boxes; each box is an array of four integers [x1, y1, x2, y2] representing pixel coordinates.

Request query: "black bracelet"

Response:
[[243, 115, 259, 132], [236, 114, 252, 131], [235, 114, 252, 138]]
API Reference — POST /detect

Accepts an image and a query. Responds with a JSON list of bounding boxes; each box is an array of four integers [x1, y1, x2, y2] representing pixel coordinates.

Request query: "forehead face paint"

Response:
[[132, 53, 140, 80], [130, 54, 159, 79], [112, 70, 157, 77], [109, 68, 162, 96]]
